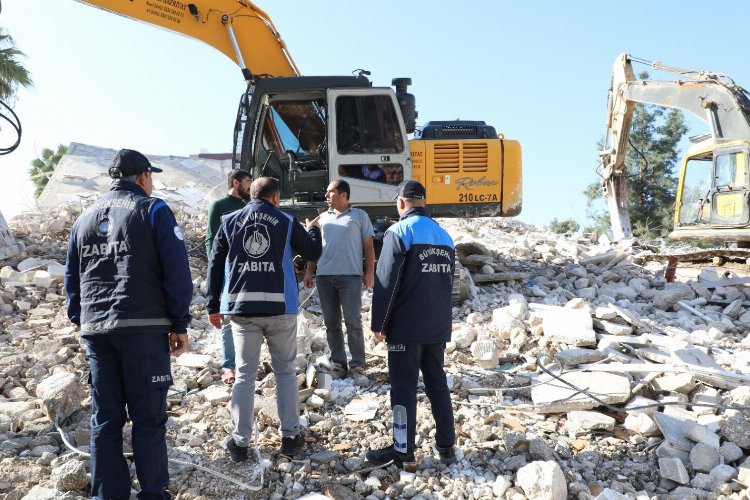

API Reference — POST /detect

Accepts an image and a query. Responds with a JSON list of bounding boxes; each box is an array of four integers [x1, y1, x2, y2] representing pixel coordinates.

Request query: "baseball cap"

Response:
[[393, 179, 426, 200], [109, 149, 163, 178]]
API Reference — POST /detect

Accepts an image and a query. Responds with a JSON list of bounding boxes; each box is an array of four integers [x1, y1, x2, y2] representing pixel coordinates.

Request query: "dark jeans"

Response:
[[316, 275, 365, 368], [387, 342, 455, 455], [84, 334, 172, 500]]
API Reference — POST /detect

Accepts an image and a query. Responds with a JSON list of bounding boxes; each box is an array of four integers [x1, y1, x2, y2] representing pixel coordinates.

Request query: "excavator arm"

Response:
[[599, 53, 750, 240], [76, 0, 300, 81]]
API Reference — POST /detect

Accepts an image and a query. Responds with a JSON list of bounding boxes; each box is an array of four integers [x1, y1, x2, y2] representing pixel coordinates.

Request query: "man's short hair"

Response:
[[250, 176, 280, 200], [227, 169, 251, 189], [333, 179, 351, 200]]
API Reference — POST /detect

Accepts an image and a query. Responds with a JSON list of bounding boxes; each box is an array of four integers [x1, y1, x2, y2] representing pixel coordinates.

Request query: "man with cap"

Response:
[[367, 180, 457, 467], [65, 149, 193, 499]]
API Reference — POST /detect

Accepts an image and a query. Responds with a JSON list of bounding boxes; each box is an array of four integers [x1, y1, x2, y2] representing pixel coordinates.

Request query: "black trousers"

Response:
[[84, 334, 173, 500], [387, 342, 455, 455]]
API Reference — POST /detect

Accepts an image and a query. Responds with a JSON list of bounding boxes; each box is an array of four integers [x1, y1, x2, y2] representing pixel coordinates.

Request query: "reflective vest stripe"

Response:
[[81, 318, 172, 330], [228, 291, 285, 303]]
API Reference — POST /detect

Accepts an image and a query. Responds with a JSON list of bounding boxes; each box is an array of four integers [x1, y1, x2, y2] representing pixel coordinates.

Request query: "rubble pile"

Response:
[[2, 205, 750, 500]]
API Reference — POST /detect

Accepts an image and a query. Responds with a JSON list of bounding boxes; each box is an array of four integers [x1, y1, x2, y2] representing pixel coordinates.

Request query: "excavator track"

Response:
[[643, 248, 750, 265]]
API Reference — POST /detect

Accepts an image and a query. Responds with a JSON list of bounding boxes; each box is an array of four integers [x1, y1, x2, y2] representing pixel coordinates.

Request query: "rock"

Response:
[[19, 485, 65, 500], [658, 457, 689, 484], [516, 461, 567, 500], [567, 411, 616, 432], [709, 464, 737, 483], [200, 386, 231, 404], [592, 318, 632, 336], [720, 410, 750, 448], [452, 325, 478, 349], [737, 456, 750, 486], [51, 459, 88, 491], [35, 372, 86, 422], [531, 371, 630, 413], [683, 420, 721, 448], [653, 287, 685, 310], [723, 298, 744, 318], [528, 438, 555, 461], [719, 441, 744, 464], [310, 450, 341, 463], [175, 353, 211, 368], [728, 386, 750, 406], [656, 442, 690, 467], [689, 443, 720, 472]]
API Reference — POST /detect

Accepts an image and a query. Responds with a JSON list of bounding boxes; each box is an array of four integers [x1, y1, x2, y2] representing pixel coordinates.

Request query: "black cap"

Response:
[[393, 179, 426, 200], [109, 149, 163, 178]]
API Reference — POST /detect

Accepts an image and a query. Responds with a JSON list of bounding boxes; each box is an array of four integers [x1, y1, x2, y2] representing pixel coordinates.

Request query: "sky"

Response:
[[2, 0, 750, 225]]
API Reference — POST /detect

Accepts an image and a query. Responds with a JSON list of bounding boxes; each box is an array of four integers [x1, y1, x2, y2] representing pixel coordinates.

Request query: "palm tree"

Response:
[[0, 27, 33, 103], [30, 144, 68, 197]]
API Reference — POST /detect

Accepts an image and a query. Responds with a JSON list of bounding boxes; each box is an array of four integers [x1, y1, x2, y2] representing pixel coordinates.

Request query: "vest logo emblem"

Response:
[[95, 217, 112, 237], [243, 223, 270, 258]]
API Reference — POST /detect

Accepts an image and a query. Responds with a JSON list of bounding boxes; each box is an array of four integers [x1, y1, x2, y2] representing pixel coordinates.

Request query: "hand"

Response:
[[169, 333, 189, 355], [372, 331, 386, 343], [303, 272, 314, 289], [363, 273, 374, 289], [208, 312, 223, 329], [305, 216, 320, 230]]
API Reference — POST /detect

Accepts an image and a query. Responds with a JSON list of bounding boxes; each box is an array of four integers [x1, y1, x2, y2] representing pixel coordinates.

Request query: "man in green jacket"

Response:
[[205, 169, 251, 384]]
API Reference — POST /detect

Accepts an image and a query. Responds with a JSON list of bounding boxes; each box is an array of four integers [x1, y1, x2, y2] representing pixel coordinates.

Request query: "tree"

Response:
[[0, 28, 33, 103], [29, 144, 68, 197], [585, 71, 688, 240], [549, 218, 580, 234]]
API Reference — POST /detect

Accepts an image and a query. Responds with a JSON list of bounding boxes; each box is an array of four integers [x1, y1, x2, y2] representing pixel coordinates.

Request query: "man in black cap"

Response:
[[367, 179, 457, 467], [65, 148, 193, 499]]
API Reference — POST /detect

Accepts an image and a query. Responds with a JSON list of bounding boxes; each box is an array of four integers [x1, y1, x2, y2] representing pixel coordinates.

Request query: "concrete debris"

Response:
[[1, 196, 750, 499]]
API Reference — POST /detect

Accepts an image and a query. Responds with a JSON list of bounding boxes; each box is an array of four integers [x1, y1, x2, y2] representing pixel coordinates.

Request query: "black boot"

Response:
[[366, 445, 414, 467]]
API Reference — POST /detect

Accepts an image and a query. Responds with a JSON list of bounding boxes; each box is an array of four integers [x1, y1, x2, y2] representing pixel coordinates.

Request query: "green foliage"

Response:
[[549, 218, 580, 234], [0, 28, 33, 103], [29, 144, 68, 197], [585, 72, 688, 240]]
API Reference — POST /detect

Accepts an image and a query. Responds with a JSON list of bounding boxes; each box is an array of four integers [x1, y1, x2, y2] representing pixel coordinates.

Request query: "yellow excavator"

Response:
[[600, 53, 750, 250], [70, 0, 522, 222]]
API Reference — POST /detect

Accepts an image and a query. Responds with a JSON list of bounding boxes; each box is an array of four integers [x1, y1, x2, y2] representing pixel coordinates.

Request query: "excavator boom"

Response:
[[76, 0, 300, 80]]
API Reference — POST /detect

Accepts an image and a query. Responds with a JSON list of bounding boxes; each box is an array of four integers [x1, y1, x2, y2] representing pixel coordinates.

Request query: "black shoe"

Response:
[[225, 437, 249, 463], [280, 435, 304, 458], [365, 446, 415, 467], [435, 444, 456, 465]]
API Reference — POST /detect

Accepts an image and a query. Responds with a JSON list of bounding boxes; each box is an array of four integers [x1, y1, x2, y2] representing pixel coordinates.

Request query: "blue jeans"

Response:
[[219, 316, 235, 370], [230, 314, 300, 445], [84, 334, 172, 500], [316, 275, 365, 369]]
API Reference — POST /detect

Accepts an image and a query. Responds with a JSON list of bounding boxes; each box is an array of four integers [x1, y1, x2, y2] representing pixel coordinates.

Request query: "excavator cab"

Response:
[[673, 140, 750, 242]]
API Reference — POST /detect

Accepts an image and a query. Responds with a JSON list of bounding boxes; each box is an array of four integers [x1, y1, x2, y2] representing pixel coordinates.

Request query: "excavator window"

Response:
[[677, 157, 712, 226], [335, 95, 404, 155]]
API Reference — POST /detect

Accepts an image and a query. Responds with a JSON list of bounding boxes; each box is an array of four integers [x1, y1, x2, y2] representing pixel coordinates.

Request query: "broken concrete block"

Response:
[[658, 457, 689, 484], [623, 413, 659, 435], [592, 318, 633, 336], [531, 371, 630, 413], [541, 306, 596, 347], [554, 348, 607, 368], [653, 411, 696, 452], [719, 441, 744, 464], [200, 386, 231, 404], [624, 396, 658, 416], [33, 271, 53, 289], [651, 373, 696, 394], [36, 372, 85, 422], [452, 325, 478, 349], [51, 459, 88, 491], [567, 410, 615, 432], [516, 460, 567, 500], [175, 353, 211, 368], [470, 339, 498, 369]]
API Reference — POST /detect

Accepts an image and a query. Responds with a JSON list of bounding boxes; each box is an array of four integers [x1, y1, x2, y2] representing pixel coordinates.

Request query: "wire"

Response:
[[0, 98, 22, 155]]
